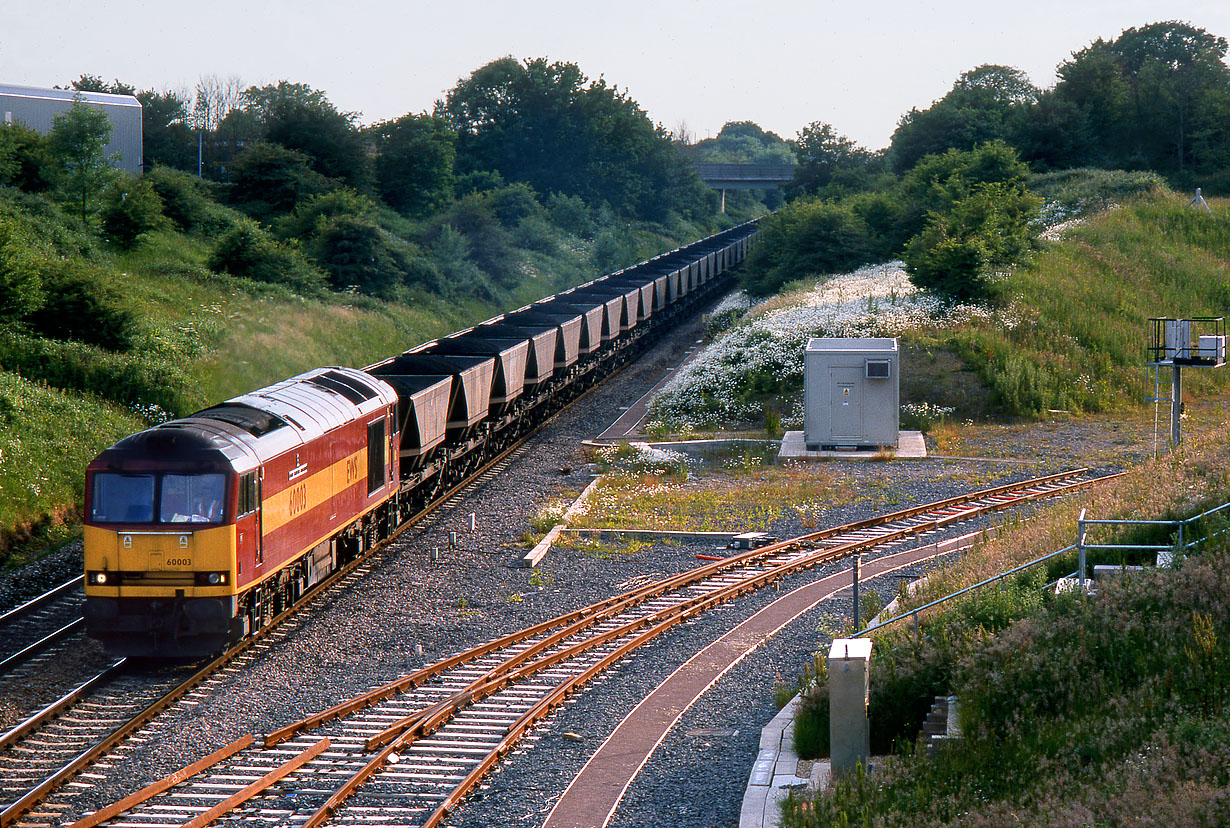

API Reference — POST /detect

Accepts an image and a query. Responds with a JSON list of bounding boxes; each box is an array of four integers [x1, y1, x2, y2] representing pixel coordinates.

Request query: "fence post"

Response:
[[1077, 509, 1087, 593]]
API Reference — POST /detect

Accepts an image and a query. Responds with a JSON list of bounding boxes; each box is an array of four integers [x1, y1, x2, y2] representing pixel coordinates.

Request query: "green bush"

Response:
[[741, 199, 876, 296], [100, 175, 169, 249], [427, 193, 521, 287], [513, 213, 558, 254], [428, 224, 493, 299], [313, 213, 442, 297], [228, 142, 336, 219], [143, 165, 219, 232], [0, 213, 46, 321], [277, 188, 376, 241], [22, 263, 138, 351], [903, 180, 1040, 302], [208, 218, 326, 292], [546, 192, 592, 237], [0, 121, 53, 192], [487, 182, 542, 227]]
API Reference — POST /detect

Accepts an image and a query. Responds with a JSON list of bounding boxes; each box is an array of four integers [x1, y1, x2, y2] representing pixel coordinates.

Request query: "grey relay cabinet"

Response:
[[804, 338, 899, 450]]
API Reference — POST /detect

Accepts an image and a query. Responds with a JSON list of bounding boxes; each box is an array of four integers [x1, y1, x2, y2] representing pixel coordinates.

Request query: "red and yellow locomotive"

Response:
[[83, 367, 399, 657]]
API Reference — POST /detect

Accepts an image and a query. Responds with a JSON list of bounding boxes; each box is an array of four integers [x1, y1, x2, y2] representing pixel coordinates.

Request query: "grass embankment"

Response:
[[0, 374, 142, 554], [649, 186, 1230, 437], [783, 415, 1230, 827], [0, 203, 726, 568], [950, 191, 1230, 416]]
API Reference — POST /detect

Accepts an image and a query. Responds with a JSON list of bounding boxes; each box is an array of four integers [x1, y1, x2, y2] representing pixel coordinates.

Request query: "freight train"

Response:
[[82, 222, 760, 657]]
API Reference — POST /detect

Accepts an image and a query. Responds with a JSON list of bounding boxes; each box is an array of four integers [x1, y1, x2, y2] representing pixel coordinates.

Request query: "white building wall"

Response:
[[0, 84, 142, 175]]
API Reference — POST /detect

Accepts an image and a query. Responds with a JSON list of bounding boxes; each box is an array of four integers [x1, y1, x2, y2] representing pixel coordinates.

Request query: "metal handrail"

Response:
[[859, 497, 1230, 638]]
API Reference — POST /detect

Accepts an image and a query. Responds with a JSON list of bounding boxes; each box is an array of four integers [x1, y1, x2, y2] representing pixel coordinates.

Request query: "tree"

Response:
[[227, 142, 335, 219], [787, 121, 875, 198], [68, 74, 135, 96], [899, 143, 1040, 301], [890, 65, 1039, 173], [438, 57, 708, 221], [742, 199, 876, 296], [896, 140, 1030, 239], [100, 175, 169, 248], [689, 121, 795, 165], [237, 82, 371, 191], [1055, 22, 1230, 174], [0, 121, 52, 191], [138, 89, 195, 171], [47, 96, 117, 226], [371, 113, 456, 217], [952, 65, 1039, 106]]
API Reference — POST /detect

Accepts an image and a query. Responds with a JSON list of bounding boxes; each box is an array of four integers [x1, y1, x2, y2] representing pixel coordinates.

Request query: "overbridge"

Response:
[[693, 163, 796, 211]]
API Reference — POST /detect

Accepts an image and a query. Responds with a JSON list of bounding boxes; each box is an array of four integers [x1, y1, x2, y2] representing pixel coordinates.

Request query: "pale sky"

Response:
[[4, 0, 1228, 151]]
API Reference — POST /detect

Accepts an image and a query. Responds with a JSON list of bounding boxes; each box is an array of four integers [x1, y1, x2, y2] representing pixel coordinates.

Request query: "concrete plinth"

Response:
[[777, 430, 925, 462]]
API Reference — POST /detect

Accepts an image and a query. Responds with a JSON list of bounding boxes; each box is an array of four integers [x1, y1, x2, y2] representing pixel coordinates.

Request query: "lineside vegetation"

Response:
[[782, 415, 1230, 826]]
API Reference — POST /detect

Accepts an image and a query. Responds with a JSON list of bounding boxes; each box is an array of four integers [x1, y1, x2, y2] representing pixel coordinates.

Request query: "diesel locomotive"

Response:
[[82, 222, 760, 657]]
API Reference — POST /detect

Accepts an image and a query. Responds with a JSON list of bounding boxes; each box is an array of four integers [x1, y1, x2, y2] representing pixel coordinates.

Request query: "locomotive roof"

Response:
[[133, 367, 398, 468]]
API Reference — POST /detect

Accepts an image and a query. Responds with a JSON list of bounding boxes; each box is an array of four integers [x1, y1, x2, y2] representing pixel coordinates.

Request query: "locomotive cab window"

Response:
[[237, 473, 258, 516], [367, 419, 386, 494], [91, 472, 226, 525], [91, 473, 155, 523], [160, 474, 226, 524]]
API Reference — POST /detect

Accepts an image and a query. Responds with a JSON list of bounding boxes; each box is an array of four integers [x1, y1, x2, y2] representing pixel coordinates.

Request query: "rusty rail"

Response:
[[304, 469, 1119, 825], [63, 468, 1115, 828]]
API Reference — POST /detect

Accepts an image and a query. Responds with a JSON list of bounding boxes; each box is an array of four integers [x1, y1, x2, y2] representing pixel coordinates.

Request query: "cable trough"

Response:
[[54, 469, 1117, 828]]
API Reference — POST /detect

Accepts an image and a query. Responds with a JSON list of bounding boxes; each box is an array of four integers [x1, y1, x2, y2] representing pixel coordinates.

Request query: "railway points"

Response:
[[11, 468, 1113, 828], [0, 224, 1156, 828]]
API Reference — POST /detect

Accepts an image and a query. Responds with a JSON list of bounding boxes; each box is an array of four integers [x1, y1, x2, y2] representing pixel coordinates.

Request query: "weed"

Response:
[[528, 567, 554, 589]]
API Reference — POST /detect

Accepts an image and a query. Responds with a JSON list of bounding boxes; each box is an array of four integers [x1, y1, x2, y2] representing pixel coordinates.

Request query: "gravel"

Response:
[[4, 300, 1151, 827]]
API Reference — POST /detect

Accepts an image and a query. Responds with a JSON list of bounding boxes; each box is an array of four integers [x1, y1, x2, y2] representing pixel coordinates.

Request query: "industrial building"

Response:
[[0, 83, 142, 174]]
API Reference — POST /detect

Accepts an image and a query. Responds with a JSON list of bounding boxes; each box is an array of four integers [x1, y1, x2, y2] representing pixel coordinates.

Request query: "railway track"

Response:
[[0, 578, 86, 674], [0, 281, 715, 828], [0, 339, 660, 828], [40, 468, 1116, 828]]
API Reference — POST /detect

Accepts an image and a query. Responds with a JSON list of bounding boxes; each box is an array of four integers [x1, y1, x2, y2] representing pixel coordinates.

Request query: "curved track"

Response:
[[50, 469, 1117, 828]]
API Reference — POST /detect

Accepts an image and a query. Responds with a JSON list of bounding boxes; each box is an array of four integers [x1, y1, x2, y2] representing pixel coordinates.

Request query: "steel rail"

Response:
[[63, 469, 1114, 828], [301, 470, 1122, 826], [420, 473, 1126, 825], [0, 576, 82, 627], [0, 617, 84, 674], [67, 735, 254, 828], [267, 467, 1099, 749], [0, 540, 368, 828], [0, 261, 748, 828], [0, 659, 125, 755]]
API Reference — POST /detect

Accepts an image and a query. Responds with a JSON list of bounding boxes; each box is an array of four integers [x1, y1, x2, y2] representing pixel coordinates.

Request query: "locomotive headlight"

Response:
[[93, 571, 108, 585], [207, 572, 222, 585]]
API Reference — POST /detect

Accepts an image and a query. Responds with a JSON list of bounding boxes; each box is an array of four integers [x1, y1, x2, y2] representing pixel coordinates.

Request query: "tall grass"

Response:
[[0, 373, 143, 566], [784, 413, 1230, 826], [956, 191, 1230, 413], [566, 463, 856, 533]]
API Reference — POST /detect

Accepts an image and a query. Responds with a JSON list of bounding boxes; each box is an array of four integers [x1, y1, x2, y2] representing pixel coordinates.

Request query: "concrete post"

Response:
[[828, 637, 873, 779]]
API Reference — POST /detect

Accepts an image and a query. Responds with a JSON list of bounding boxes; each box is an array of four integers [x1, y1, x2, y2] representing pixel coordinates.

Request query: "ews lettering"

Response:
[[345, 456, 360, 485]]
